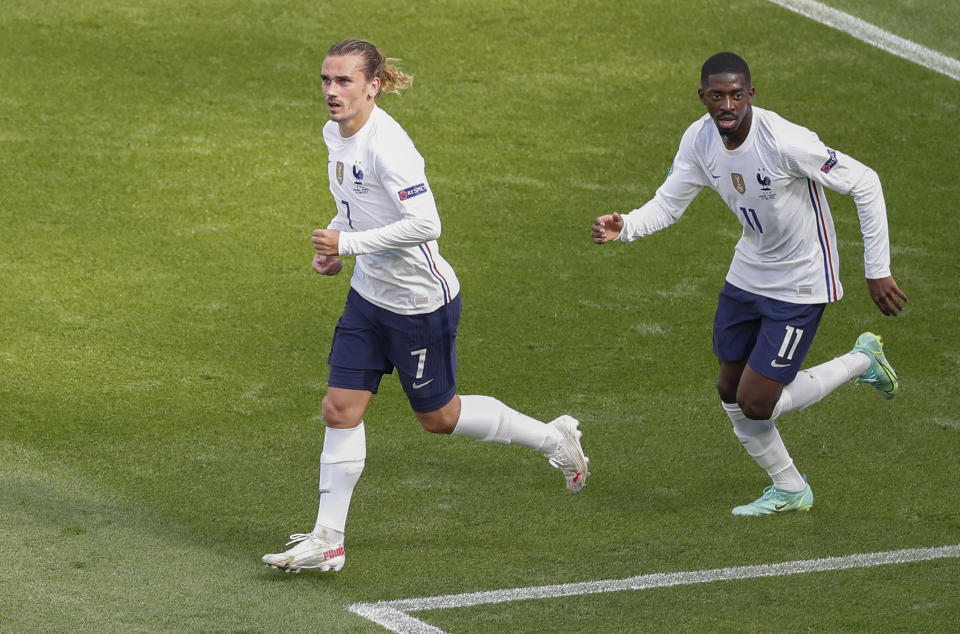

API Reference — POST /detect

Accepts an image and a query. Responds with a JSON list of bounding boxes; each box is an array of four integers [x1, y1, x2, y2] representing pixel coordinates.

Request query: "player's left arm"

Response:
[[820, 155, 908, 316], [337, 139, 441, 256], [866, 276, 908, 316], [312, 229, 342, 256], [311, 197, 436, 256], [784, 136, 907, 315]]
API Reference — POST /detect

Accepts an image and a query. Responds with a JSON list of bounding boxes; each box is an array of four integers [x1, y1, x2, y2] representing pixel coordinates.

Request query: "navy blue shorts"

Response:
[[712, 282, 825, 383], [327, 288, 460, 412]]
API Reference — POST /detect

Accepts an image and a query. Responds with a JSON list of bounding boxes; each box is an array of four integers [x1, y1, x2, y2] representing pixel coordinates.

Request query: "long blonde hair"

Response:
[[326, 38, 413, 95]]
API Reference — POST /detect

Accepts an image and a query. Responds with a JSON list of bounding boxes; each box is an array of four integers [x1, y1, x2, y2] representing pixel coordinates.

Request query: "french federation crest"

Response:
[[757, 169, 776, 201], [336, 161, 344, 185], [731, 172, 746, 194], [351, 161, 369, 195]]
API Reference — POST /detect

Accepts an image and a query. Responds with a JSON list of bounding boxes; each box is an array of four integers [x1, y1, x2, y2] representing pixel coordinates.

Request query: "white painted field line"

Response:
[[348, 544, 960, 633], [767, 0, 960, 81]]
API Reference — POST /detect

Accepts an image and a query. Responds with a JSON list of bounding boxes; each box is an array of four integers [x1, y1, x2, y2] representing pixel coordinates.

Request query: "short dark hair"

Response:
[[701, 52, 751, 87]]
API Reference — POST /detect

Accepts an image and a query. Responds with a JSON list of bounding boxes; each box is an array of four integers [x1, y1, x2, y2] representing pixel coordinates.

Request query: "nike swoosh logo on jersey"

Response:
[[412, 379, 435, 389], [770, 360, 791, 368]]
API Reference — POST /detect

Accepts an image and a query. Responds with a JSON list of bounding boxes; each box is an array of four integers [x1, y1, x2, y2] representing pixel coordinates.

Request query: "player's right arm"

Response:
[[312, 252, 343, 276], [308, 211, 349, 275], [592, 213, 624, 243], [593, 123, 707, 244], [311, 225, 344, 275]]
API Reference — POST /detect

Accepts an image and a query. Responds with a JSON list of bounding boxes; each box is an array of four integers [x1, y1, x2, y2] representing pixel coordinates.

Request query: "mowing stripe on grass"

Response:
[[348, 544, 960, 633], [766, 0, 960, 82]]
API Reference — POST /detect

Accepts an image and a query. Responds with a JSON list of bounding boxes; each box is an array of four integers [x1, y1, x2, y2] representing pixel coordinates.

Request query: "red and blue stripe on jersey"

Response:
[[419, 242, 452, 304], [807, 179, 838, 302]]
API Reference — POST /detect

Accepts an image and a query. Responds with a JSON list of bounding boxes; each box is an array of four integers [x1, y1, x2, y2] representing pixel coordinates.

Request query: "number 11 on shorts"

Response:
[[777, 325, 804, 361]]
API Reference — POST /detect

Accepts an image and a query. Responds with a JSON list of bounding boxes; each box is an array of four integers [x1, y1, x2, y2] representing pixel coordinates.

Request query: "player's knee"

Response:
[[321, 395, 361, 428], [717, 383, 737, 403], [415, 410, 456, 434], [738, 397, 775, 421], [717, 380, 738, 405]]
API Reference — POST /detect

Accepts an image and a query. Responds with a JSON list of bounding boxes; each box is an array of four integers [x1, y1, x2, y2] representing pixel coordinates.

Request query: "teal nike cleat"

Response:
[[851, 332, 898, 399], [732, 478, 813, 516]]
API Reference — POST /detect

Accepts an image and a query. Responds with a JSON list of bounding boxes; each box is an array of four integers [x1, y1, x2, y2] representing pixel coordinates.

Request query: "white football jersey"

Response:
[[323, 106, 460, 314], [617, 106, 891, 304]]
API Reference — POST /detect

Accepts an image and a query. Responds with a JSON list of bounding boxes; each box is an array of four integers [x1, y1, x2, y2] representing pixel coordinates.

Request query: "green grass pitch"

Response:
[[1, 0, 958, 631]]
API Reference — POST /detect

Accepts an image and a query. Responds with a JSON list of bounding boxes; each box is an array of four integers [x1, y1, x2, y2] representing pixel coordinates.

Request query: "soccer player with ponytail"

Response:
[[262, 39, 589, 573]]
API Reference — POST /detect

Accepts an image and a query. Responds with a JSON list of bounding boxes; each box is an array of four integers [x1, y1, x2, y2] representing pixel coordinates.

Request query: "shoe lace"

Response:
[[759, 485, 778, 500], [285, 533, 313, 546]]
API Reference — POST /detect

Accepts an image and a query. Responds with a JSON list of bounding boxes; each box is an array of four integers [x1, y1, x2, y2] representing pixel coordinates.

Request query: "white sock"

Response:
[[313, 422, 366, 538], [771, 463, 806, 493], [771, 352, 869, 419], [722, 402, 806, 492], [451, 395, 561, 454]]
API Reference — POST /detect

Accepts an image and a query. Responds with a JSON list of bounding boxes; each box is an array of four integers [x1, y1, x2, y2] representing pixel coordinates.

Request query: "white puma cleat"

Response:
[[262, 532, 345, 573], [547, 415, 590, 493]]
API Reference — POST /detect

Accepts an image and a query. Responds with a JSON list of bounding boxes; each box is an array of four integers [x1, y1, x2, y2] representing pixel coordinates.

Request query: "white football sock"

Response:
[[723, 401, 806, 492], [452, 395, 561, 454], [771, 463, 806, 493], [771, 352, 870, 420], [314, 422, 366, 538]]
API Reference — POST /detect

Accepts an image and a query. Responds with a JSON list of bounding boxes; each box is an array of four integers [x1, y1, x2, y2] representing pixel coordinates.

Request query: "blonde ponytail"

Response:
[[326, 39, 414, 96], [379, 58, 414, 95]]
